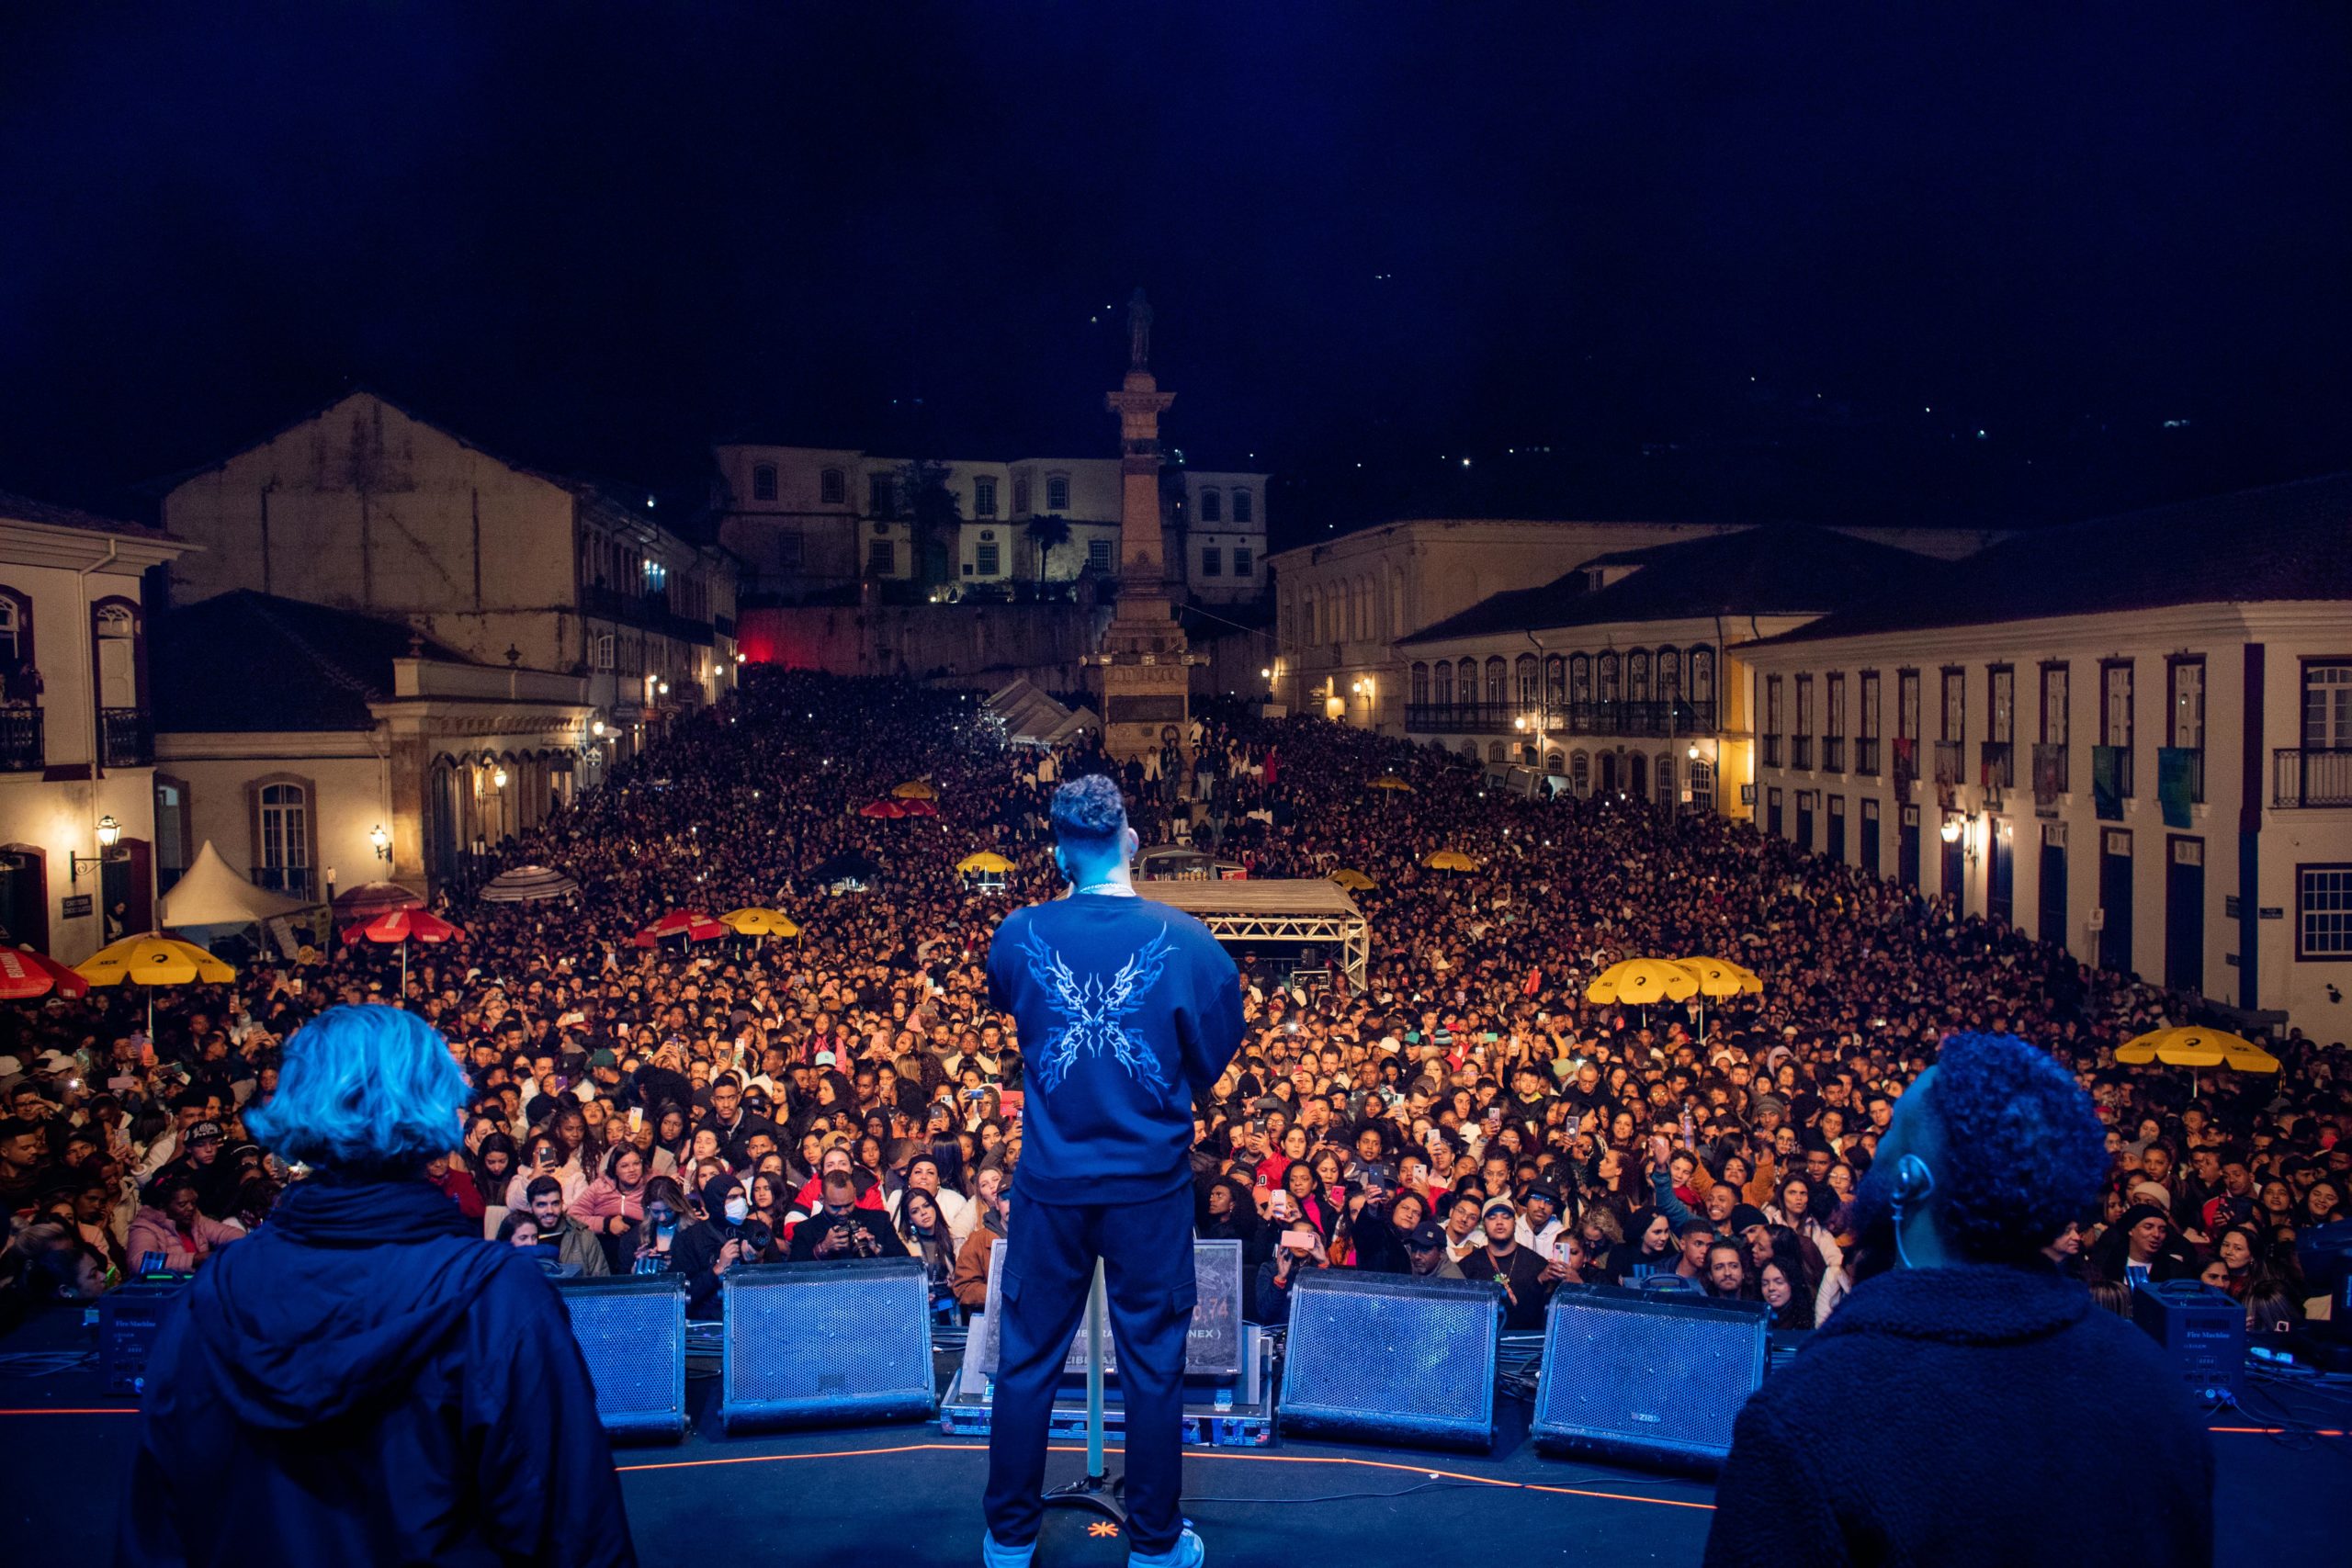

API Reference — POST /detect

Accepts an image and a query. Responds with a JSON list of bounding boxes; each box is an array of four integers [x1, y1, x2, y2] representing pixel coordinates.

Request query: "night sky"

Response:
[[2, 3, 2345, 545]]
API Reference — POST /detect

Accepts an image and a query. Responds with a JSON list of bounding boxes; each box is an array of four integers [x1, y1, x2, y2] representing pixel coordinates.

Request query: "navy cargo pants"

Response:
[[983, 1181, 1198, 1557]]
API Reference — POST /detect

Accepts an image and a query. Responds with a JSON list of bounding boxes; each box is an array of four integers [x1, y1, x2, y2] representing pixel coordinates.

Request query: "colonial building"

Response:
[[162, 391, 741, 754], [1739, 474, 2352, 1027], [711, 443, 1268, 606], [152, 592, 595, 900], [1269, 519, 1999, 733], [0, 488, 190, 959], [1396, 525, 1945, 818]]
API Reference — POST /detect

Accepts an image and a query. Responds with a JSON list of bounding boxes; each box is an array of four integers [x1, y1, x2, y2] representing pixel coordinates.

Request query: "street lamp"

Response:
[[369, 823, 391, 862], [492, 765, 509, 790], [1939, 816, 1963, 844], [72, 815, 122, 885], [591, 719, 606, 738]]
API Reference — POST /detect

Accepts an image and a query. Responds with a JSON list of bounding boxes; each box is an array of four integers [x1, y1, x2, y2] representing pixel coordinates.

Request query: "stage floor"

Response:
[[3, 1313, 2342, 1566]]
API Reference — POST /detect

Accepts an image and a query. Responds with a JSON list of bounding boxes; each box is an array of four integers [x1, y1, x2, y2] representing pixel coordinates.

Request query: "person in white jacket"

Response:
[[885, 1152, 978, 1245]]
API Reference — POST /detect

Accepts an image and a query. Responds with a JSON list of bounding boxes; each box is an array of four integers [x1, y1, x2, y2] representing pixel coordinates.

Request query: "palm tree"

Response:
[[1023, 513, 1073, 589]]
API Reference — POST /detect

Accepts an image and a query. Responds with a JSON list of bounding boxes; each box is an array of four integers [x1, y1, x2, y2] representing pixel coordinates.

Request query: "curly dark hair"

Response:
[[1925, 1032, 2108, 1265], [1049, 773, 1128, 842]]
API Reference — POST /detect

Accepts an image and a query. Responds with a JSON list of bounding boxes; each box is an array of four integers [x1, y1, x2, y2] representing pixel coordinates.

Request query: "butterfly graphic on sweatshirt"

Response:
[[1020, 925, 1172, 1094]]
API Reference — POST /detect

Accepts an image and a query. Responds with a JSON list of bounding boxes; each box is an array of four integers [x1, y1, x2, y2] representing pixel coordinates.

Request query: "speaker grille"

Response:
[[719, 1258, 935, 1430], [559, 1276, 687, 1438], [1532, 1285, 1767, 1471], [1278, 1271, 1497, 1449], [971, 1238, 1245, 1378]]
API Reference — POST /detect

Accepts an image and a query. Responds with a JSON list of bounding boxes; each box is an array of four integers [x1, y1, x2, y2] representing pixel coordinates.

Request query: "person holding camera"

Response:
[[1251, 1189, 1331, 1325], [790, 1169, 905, 1260]]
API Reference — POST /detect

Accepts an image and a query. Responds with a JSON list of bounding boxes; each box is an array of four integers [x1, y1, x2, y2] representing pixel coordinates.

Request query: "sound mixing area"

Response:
[[11, 1251, 2346, 1565]]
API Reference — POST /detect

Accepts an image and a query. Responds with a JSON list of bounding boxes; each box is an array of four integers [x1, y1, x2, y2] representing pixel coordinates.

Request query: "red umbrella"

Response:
[[897, 797, 940, 818], [341, 909, 466, 947], [859, 798, 907, 818], [333, 881, 425, 920], [633, 909, 725, 948], [0, 945, 90, 1000]]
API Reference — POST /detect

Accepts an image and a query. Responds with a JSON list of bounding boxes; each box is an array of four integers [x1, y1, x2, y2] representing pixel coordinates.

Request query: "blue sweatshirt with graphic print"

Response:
[[988, 892, 1245, 1205]]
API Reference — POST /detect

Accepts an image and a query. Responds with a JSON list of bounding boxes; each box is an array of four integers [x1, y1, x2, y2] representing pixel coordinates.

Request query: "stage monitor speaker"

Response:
[[718, 1258, 935, 1431], [1277, 1270, 1498, 1450], [100, 1279, 188, 1396], [973, 1237, 1244, 1378], [558, 1275, 688, 1439], [1531, 1283, 1768, 1473], [2132, 1280, 2245, 1403]]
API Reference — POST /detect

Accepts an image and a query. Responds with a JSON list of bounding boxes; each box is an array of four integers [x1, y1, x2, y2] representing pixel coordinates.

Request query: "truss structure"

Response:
[[1135, 879, 1370, 988]]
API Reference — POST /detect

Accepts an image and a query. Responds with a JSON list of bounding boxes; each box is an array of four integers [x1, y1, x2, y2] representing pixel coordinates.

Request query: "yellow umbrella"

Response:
[[1371, 774, 1414, 792], [1329, 868, 1377, 891], [718, 908, 800, 938], [2117, 1027, 2278, 1073], [956, 852, 1015, 874], [76, 931, 237, 1035], [76, 933, 236, 987], [1674, 956, 1752, 998], [1423, 850, 1481, 872], [892, 780, 938, 799], [1586, 958, 1701, 1006]]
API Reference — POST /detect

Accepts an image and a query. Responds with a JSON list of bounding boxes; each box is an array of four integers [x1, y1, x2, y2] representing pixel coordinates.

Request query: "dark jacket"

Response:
[[1704, 1264, 2212, 1568], [119, 1174, 632, 1567]]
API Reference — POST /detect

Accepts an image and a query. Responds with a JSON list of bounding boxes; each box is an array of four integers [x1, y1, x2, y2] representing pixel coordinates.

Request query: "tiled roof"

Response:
[[1758, 472, 2352, 646], [0, 486, 168, 538], [1399, 525, 1939, 645], [153, 591, 465, 732]]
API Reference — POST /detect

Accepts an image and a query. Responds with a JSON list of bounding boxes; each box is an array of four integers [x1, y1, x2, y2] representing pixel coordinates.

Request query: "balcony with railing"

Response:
[[1402, 698, 1718, 739], [1761, 733, 1781, 768], [1822, 735, 1846, 773], [1855, 736, 1880, 775], [1980, 739, 2014, 790], [1933, 739, 1965, 786], [2032, 740, 2068, 795], [100, 708, 152, 768], [2274, 748, 2352, 807], [250, 865, 318, 901], [1791, 734, 1813, 770], [580, 583, 715, 646], [0, 707, 42, 773]]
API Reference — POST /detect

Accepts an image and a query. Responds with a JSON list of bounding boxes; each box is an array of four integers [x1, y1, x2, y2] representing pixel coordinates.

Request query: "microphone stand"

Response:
[[1040, 1258, 1126, 1524]]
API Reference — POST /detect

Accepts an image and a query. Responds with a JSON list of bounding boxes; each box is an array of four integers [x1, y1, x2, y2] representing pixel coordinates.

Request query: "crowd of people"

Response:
[[3, 668, 2345, 1355]]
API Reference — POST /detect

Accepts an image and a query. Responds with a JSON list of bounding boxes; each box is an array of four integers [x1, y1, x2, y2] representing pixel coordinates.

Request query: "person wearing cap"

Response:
[[1466, 1195, 1548, 1330], [1404, 1217, 1464, 1279], [1515, 1183, 1566, 1262]]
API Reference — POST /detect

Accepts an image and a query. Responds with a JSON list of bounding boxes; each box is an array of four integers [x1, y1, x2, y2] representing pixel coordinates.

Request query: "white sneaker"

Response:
[[1127, 1525, 1204, 1568]]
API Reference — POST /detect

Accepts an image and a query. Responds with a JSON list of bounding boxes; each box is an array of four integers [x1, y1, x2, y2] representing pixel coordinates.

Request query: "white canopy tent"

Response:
[[158, 840, 316, 927]]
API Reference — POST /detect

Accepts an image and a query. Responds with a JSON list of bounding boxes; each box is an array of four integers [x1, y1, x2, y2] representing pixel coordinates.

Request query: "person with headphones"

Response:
[[1703, 1032, 2213, 1568]]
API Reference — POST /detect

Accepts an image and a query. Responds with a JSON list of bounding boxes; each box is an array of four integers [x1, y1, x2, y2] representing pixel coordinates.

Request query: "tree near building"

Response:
[[1023, 512, 1072, 588]]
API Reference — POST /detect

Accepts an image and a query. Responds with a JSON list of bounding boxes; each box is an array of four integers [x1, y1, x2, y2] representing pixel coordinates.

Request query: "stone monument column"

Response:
[[1091, 288, 1192, 761]]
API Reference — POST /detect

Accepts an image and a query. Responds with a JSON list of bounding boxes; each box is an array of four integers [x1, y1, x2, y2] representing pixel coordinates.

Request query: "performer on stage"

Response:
[[1705, 1032, 2212, 1567], [982, 774, 1245, 1568], [119, 1006, 633, 1567]]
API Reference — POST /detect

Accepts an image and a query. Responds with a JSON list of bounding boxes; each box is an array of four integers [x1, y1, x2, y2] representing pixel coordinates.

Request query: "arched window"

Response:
[[1544, 655, 1566, 707], [1356, 576, 1374, 640], [1012, 476, 1031, 514], [1487, 740, 1507, 762], [1461, 739, 1480, 759], [0, 583, 34, 676], [1629, 649, 1652, 703], [1657, 647, 1680, 702], [1457, 659, 1477, 705], [1046, 473, 1070, 512], [819, 468, 845, 504], [1599, 652, 1621, 703], [1200, 489, 1223, 523], [1433, 660, 1453, 705], [1571, 750, 1590, 795], [1515, 653, 1539, 706], [251, 776, 315, 900], [1232, 489, 1253, 524], [1657, 753, 1677, 811], [1570, 653, 1591, 704], [1484, 657, 1507, 704], [1690, 646, 1715, 702], [1690, 759, 1716, 815], [752, 464, 778, 502], [1545, 749, 1565, 774], [1410, 661, 1430, 705], [1304, 592, 1319, 645]]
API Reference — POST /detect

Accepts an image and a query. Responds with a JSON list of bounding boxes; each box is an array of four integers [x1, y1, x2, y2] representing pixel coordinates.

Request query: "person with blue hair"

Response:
[[1705, 1032, 2212, 1568], [119, 1005, 635, 1567]]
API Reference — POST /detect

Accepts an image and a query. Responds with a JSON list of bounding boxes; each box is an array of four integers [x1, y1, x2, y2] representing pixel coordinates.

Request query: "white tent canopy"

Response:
[[159, 840, 315, 927]]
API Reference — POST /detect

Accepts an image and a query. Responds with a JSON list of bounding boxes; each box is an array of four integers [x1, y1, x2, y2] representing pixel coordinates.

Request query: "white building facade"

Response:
[[1740, 476, 2352, 1031], [0, 490, 190, 959]]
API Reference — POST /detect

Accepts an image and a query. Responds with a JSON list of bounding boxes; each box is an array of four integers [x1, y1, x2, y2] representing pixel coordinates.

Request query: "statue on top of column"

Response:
[[1127, 288, 1152, 371]]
